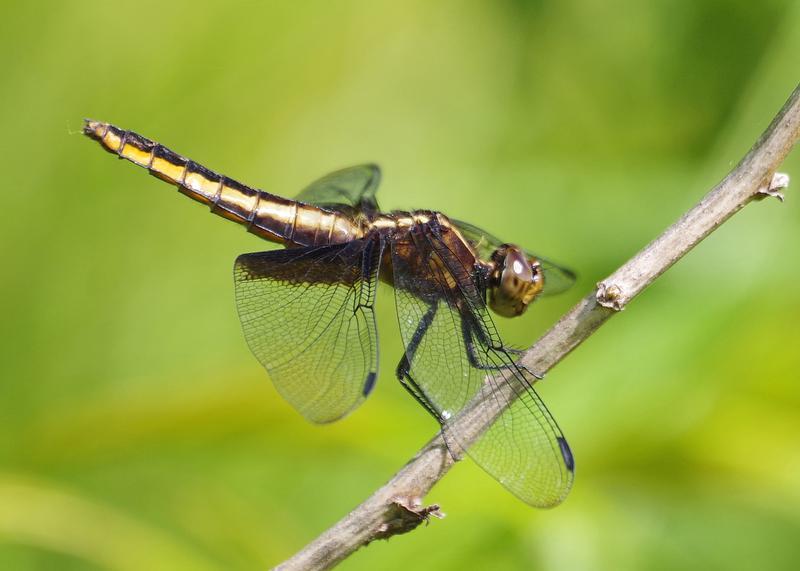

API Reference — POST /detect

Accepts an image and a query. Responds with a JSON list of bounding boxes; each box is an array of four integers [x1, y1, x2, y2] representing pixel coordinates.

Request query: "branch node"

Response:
[[373, 497, 444, 541], [756, 171, 790, 202], [596, 281, 625, 311]]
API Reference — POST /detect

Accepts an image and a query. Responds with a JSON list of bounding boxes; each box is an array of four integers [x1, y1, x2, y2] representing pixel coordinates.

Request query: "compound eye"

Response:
[[502, 248, 533, 286], [487, 245, 542, 317]]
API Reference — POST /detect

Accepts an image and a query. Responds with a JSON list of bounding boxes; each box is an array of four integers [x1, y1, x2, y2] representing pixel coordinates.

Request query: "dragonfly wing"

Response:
[[295, 164, 381, 216], [390, 225, 574, 507], [234, 237, 383, 423]]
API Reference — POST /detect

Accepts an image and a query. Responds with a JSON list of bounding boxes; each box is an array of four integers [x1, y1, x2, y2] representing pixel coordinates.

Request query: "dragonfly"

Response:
[[83, 119, 577, 507]]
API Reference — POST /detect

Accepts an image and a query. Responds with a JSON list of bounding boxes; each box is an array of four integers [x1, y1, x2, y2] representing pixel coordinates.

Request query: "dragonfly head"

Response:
[[487, 245, 544, 317]]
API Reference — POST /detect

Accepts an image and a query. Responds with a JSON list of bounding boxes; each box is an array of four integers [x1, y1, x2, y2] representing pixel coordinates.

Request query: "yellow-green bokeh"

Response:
[[1, 1, 799, 569]]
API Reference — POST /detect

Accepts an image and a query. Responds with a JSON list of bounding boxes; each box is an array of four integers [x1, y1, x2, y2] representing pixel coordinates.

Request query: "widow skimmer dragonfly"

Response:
[[83, 120, 577, 507]]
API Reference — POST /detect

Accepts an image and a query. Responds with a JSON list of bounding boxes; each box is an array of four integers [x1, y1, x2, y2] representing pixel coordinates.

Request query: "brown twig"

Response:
[[274, 83, 800, 571]]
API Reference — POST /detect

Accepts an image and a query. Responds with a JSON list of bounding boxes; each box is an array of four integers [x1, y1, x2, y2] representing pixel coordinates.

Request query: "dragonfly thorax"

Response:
[[487, 244, 544, 317]]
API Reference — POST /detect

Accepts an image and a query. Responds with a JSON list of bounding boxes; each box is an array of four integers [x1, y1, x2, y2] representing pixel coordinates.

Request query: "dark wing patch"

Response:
[[295, 164, 381, 216], [390, 226, 574, 507], [234, 238, 383, 423]]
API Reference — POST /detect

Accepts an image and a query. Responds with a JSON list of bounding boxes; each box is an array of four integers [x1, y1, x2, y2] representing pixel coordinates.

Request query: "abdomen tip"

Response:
[[82, 119, 106, 140]]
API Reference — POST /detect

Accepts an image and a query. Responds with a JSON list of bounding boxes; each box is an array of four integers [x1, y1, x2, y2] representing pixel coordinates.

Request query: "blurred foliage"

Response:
[[1, 0, 799, 569]]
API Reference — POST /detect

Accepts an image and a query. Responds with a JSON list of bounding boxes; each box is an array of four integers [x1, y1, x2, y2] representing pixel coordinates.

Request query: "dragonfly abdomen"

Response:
[[83, 120, 361, 246]]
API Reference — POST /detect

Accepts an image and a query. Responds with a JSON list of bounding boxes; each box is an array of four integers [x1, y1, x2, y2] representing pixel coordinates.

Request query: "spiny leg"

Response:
[[395, 302, 437, 380], [459, 313, 543, 380], [397, 368, 441, 421], [394, 302, 452, 423]]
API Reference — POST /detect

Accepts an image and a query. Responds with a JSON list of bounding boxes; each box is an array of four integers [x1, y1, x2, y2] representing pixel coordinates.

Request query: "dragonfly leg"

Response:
[[396, 369, 465, 461], [397, 367, 441, 421], [503, 347, 525, 356], [460, 317, 543, 380], [395, 302, 448, 423], [395, 302, 438, 379]]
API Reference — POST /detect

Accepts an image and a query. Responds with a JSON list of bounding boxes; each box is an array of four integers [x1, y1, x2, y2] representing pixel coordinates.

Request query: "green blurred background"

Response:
[[1, 1, 799, 569]]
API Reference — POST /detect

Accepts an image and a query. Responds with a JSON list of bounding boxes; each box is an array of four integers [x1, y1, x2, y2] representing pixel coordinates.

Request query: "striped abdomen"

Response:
[[83, 120, 362, 247]]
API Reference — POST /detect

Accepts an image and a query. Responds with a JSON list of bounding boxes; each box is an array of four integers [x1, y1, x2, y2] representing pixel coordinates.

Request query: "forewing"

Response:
[[390, 227, 574, 507], [234, 238, 383, 423], [295, 164, 381, 216], [451, 218, 576, 296]]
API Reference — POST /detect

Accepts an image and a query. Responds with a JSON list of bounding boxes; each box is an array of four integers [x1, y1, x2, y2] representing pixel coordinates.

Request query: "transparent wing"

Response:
[[234, 237, 383, 423], [295, 164, 381, 216], [390, 225, 574, 507], [451, 218, 576, 296]]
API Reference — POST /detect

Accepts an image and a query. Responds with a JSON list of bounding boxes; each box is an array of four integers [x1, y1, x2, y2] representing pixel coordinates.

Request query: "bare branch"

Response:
[[274, 83, 800, 571]]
